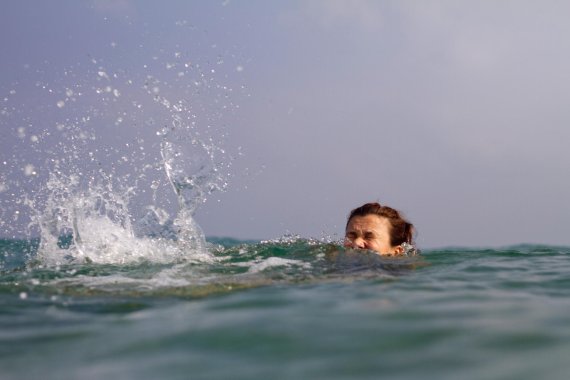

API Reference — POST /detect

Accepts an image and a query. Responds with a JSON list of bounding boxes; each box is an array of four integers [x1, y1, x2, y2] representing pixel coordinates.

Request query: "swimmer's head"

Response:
[[344, 202, 415, 255]]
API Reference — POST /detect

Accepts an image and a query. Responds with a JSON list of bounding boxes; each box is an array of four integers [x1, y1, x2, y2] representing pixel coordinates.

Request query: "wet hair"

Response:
[[346, 202, 415, 246]]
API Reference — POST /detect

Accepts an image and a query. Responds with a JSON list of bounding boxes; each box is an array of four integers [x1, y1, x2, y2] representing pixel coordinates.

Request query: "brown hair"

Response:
[[346, 202, 415, 246]]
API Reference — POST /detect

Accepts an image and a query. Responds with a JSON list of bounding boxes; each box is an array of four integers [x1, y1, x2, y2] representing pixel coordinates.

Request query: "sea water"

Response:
[[1, 240, 570, 380]]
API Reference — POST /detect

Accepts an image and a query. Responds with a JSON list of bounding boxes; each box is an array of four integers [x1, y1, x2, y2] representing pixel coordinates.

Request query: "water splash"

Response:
[[160, 116, 219, 251], [1, 43, 242, 266]]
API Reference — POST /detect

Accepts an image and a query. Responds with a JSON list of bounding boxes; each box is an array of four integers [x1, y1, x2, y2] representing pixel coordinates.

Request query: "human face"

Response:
[[344, 214, 403, 255]]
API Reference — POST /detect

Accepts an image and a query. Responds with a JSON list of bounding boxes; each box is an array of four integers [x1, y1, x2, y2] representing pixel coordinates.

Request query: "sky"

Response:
[[1, 1, 570, 248]]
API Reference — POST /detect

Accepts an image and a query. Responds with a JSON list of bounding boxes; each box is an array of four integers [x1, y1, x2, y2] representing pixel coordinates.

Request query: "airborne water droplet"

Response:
[[23, 164, 36, 176]]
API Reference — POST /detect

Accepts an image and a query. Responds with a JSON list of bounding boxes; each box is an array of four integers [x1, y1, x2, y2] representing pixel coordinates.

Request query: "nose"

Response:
[[352, 237, 366, 249]]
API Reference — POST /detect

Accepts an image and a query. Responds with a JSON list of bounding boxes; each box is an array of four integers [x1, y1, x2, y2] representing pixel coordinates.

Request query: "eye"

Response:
[[364, 232, 375, 240], [346, 232, 356, 239]]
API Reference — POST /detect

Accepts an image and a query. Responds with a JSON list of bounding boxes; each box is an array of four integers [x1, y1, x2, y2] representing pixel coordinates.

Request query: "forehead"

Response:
[[346, 214, 391, 233]]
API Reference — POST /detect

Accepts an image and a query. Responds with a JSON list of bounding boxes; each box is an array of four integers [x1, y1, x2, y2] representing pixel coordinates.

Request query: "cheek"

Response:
[[370, 239, 390, 252]]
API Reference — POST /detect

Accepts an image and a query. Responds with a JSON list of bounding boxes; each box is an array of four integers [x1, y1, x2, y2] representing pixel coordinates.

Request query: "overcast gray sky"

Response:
[[1, 1, 570, 248]]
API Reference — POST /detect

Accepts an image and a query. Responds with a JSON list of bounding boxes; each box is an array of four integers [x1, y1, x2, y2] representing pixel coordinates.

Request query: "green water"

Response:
[[1, 239, 570, 380]]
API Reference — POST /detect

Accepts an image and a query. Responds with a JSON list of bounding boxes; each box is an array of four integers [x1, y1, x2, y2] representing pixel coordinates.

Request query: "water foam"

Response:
[[247, 257, 311, 274]]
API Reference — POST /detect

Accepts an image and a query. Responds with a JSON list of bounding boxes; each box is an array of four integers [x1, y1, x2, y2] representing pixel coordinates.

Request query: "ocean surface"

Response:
[[1, 239, 569, 380]]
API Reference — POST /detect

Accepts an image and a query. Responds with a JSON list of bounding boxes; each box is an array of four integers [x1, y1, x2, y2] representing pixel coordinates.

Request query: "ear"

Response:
[[393, 245, 404, 255]]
